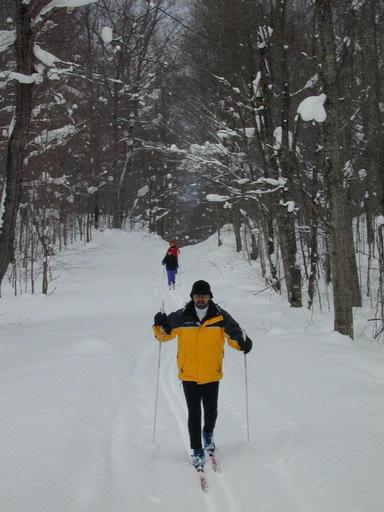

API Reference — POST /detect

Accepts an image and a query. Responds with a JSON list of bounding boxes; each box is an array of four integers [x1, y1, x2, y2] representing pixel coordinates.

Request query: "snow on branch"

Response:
[[1, 43, 74, 89], [34, 44, 61, 67], [303, 74, 319, 90], [33, 0, 98, 24], [0, 71, 39, 88], [217, 128, 239, 141], [33, 44, 77, 81], [252, 71, 262, 98], [255, 177, 287, 188], [101, 26, 113, 45], [155, 210, 170, 222], [0, 30, 16, 53], [206, 194, 230, 203], [216, 124, 262, 143], [137, 185, 149, 198], [352, 0, 365, 10], [31, 124, 77, 148], [280, 200, 297, 213], [257, 25, 273, 49], [291, 74, 319, 97], [34, 172, 70, 187], [169, 143, 186, 154], [212, 74, 232, 88], [297, 94, 327, 123], [190, 142, 228, 157], [184, 144, 231, 172]]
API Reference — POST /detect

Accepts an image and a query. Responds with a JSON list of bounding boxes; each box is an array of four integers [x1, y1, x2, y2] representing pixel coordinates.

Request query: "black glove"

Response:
[[154, 312, 172, 335], [238, 335, 252, 354], [154, 312, 167, 327]]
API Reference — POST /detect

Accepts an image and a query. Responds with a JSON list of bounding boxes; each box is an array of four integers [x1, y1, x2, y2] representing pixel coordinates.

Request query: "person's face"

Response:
[[193, 294, 210, 309]]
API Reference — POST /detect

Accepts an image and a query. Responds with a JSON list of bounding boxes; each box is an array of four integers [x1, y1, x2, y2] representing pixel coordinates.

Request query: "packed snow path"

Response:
[[1, 230, 383, 512]]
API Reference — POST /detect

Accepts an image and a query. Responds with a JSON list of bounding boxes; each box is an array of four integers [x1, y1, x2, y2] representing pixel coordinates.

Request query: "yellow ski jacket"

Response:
[[153, 300, 251, 384]]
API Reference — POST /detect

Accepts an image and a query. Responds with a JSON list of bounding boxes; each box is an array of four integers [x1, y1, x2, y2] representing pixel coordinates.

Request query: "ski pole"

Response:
[[242, 329, 250, 443], [152, 301, 164, 447], [244, 353, 250, 443]]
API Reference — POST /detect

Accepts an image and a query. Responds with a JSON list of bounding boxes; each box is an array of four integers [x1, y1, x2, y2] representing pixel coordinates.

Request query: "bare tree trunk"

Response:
[[111, 80, 123, 229], [308, 217, 318, 309], [216, 205, 222, 247], [276, 0, 302, 307], [262, 213, 280, 291], [0, 2, 34, 286], [250, 233, 258, 260], [368, 0, 384, 210], [246, 218, 258, 260], [376, 223, 384, 339], [232, 207, 242, 252], [84, 10, 102, 230], [42, 250, 49, 295], [31, 232, 35, 294], [86, 213, 92, 243], [307, 162, 319, 309], [315, 0, 360, 338]]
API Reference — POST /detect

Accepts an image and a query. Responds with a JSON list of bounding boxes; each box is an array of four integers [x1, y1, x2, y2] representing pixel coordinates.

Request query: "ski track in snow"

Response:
[[1, 230, 384, 512], [168, 254, 374, 512], [164, 289, 243, 512], [164, 281, 311, 512]]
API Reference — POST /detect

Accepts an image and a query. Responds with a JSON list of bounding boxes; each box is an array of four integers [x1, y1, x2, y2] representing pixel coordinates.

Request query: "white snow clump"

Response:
[[297, 93, 327, 123], [101, 26, 113, 45]]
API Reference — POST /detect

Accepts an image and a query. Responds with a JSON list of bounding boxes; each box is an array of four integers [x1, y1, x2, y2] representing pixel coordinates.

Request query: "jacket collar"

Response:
[[183, 300, 221, 323]]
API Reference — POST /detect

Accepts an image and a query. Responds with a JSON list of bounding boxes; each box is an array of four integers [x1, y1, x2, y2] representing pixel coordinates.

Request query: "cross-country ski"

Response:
[[208, 453, 221, 473], [197, 469, 209, 492]]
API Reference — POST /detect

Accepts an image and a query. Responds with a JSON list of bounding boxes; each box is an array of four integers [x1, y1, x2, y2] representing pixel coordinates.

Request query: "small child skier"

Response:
[[162, 250, 178, 289]]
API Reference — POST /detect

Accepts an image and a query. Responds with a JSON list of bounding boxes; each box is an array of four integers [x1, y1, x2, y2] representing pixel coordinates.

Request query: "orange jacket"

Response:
[[153, 301, 250, 384]]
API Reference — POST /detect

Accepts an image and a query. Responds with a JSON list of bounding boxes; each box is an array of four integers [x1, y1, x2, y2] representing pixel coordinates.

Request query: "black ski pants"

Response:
[[182, 380, 219, 450]]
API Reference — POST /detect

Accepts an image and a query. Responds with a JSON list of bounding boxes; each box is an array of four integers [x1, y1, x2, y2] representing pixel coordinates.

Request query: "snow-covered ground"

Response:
[[0, 228, 383, 512]]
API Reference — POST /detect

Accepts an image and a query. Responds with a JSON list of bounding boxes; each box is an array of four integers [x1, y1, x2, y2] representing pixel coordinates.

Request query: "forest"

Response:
[[0, 0, 383, 340]]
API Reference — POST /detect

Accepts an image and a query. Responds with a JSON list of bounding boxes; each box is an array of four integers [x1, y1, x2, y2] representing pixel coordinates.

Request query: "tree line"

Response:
[[0, 0, 383, 340]]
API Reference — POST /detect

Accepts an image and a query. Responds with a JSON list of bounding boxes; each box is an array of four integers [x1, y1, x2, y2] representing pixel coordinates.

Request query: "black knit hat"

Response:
[[190, 280, 213, 298]]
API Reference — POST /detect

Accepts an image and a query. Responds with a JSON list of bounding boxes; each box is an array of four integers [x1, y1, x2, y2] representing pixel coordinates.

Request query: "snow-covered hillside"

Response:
[[0, 229, 383, 512]]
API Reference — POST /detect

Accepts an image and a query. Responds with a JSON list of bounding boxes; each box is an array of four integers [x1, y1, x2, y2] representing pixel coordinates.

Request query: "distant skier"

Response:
[[152, 280, 252, 471], [162, 250, 178, 289]]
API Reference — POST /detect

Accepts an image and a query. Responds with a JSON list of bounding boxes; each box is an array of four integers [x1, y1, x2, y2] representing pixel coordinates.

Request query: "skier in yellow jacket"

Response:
[[153, 280, 252, 471]]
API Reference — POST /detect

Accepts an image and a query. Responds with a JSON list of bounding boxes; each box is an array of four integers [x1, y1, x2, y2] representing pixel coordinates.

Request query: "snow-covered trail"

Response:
[[1, 229, 384, 512]]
